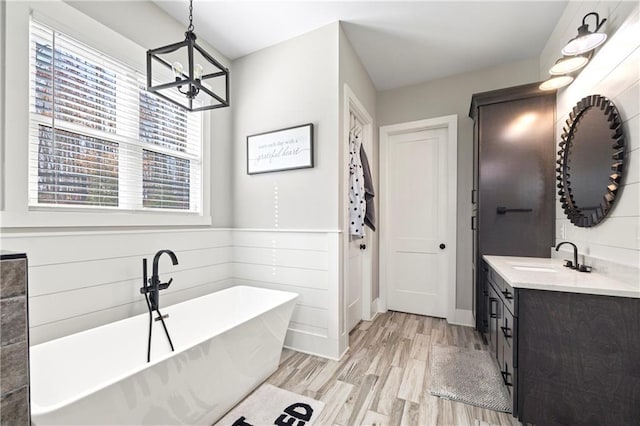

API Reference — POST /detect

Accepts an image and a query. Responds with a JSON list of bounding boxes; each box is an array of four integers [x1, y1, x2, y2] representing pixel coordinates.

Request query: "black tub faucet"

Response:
[[140, 249, 179, 362], [555, 241, 579, 270]]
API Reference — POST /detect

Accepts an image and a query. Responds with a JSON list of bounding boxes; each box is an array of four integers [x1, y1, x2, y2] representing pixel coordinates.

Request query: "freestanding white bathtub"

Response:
[[30, 286, 298, 425]]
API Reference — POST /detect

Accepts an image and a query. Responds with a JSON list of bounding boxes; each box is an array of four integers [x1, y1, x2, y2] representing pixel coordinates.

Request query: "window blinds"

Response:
[[29, 19, 202, 212]]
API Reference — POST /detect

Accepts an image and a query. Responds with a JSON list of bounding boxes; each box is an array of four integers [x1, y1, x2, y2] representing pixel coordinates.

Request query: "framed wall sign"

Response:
[[247, 123, 314, 174]]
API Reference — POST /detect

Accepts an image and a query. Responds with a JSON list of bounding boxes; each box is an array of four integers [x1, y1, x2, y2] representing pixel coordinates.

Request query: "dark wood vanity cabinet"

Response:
[[470, 83, 556, 334], [484, 261, 640, 425], [484, 262, 518, 417]]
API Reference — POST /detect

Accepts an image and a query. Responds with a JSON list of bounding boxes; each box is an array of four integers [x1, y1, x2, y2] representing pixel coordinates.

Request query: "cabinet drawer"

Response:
[[488, 267, 515, 313], [501, 347, 515, 396], [502, 317, 514, 366], [502, 308, 515, 349], [502, 281, 515, 314]]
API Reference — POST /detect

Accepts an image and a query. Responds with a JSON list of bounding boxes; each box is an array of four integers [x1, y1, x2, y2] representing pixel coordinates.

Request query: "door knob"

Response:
[[360, 244, 366, 250], [439, 243, 446, 250]]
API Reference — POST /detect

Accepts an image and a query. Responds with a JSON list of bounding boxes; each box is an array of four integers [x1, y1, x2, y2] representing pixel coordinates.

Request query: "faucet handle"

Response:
[[158, 278, 173, 290], [563, 259, 574, 268], [578, 264, 592, 273]]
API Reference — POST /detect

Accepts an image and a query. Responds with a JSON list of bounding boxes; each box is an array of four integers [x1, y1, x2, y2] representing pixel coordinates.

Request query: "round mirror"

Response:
[[557, 94, 625, 227]]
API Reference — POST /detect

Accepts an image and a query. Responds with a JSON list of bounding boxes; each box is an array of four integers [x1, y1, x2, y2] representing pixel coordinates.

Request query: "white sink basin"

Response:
[[511, 265, 558, 273]]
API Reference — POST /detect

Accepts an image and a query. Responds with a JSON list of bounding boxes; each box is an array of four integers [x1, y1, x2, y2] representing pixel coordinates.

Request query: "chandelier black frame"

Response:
[[146, 0, 229, 112]]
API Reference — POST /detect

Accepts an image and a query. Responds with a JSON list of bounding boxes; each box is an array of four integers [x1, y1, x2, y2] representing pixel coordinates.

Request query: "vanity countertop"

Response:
[[483, 255, 640, 299]]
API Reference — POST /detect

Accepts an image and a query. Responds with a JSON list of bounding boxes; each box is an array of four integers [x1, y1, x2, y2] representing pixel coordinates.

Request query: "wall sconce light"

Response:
[[562, 12, 607, 56], [540, 12, 607, 91], [549, 55, 589, 75], [539, 76, 574, 91], [146, 0, 230, 112]]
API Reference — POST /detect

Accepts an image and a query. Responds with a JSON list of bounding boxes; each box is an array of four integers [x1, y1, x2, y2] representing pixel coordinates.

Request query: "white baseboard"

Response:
[[283, 344, 343, 362], [284, 328, 342, 360], [371, 297, 385, 315], [365, 311, 381, 323], [448, 309, 474, 327]]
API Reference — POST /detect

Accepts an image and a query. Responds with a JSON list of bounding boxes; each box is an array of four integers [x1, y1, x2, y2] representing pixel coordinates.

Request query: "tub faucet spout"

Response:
[[150, 250, 179, 311]]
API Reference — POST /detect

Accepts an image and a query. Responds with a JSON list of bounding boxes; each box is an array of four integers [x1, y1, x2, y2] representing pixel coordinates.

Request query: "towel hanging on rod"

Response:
[[360, 144, 376, 231], [349, 112, 366, 238]]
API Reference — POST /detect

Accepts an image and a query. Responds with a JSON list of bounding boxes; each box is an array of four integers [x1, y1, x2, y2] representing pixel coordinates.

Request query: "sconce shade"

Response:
[[562, 12, 607, 56], [562, 32, 607, 56], [549, 56, 589, 75], [539, 76, 574, 91]]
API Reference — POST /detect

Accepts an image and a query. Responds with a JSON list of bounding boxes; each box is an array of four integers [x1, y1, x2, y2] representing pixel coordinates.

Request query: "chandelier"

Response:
[[146, 0, 230, 112]]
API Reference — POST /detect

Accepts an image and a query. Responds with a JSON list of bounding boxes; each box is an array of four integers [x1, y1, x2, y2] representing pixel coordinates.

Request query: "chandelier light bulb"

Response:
[[194, 64, 203, 81], [172, 62, 184, 80]]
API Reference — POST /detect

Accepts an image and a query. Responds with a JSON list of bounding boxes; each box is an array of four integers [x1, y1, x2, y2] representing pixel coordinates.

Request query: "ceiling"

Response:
[[154, 1, 568, 91]]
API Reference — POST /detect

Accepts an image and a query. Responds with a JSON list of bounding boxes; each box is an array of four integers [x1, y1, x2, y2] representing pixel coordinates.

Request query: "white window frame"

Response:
[[0, 0, 212, 228]]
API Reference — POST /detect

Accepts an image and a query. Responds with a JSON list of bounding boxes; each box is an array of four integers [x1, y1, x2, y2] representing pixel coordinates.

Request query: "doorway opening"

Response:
[[343, 85, 375, 335]]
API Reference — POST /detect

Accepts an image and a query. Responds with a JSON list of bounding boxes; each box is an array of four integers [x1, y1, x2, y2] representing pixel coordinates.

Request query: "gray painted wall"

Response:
[[338, 25, 380, 301], [377, 59, 540, 310], [231, 23, 340, 230]]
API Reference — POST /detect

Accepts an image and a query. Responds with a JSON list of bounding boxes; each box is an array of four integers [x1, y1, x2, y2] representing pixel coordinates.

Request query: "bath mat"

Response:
[[215, 383, 325, 426], [429, 345, 512, 413]]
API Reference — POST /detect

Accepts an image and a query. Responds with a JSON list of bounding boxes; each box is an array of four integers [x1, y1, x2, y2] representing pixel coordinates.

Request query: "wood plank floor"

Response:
[[266, 311, 519, 426]]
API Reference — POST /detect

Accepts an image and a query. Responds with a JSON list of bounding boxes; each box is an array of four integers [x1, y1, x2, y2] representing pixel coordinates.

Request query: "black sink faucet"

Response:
[[555, 241, 579, 270], [149, 249, 178, 311]]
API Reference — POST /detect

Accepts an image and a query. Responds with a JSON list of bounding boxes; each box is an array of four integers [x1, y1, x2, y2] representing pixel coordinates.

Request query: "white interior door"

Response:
[[385, 127, 449, 317], [346, 109, 373, 333], [347, 234, 366, 331]]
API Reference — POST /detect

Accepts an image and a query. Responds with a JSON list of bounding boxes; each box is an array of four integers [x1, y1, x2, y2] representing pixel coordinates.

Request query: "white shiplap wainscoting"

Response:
[[232, 229, 344, 360], [1, 229, 234, 345], [1, 228, 346, 359]]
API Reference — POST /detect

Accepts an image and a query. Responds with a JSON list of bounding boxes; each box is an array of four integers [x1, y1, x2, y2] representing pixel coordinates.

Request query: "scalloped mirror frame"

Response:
[[557, 94, 625, 227]]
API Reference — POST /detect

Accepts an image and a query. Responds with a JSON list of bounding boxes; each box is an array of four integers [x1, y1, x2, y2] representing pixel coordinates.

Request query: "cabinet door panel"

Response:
[[496, 299, 504, 374], [477, 95, 555, 259], [502, 348, 515, 399], [518, 289, 640, 424], [481, 276, 489, 333], [478, 263, 489, 335], [488, 284, 501, 356], [502, 307, 515, 352], [502, 306, 515, 411], [488, 297, 497, 355]]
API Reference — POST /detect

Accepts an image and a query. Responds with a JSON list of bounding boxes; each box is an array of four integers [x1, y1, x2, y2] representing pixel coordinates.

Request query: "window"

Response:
[[29, 20, 202, 213]]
